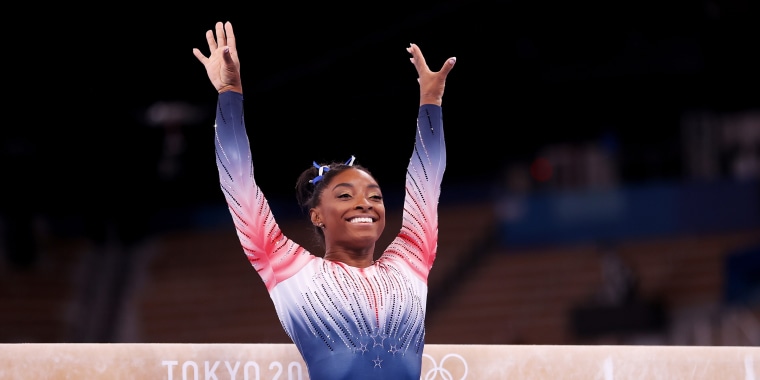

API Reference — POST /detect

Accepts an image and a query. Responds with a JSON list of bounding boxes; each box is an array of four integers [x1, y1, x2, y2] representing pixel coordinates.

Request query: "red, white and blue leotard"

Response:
[[214, 91, 445, 380]]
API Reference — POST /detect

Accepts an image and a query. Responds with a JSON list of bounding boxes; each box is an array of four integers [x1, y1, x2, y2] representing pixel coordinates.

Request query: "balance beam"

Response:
[[1, 343, 757, 379]]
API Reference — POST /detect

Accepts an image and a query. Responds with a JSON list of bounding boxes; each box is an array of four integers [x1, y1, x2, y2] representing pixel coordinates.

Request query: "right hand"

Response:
[[192, 21, 243, 94]]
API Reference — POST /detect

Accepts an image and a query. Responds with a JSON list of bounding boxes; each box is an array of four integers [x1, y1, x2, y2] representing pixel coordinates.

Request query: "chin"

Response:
[[351, 232, 382, 245]]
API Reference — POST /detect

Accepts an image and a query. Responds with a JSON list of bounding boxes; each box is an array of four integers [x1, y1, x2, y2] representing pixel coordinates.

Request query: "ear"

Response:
[[310, 208, 321, 226]]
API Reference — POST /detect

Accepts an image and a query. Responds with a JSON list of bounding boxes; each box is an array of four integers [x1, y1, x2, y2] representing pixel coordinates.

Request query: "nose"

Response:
[[354, 197, 373, 210]]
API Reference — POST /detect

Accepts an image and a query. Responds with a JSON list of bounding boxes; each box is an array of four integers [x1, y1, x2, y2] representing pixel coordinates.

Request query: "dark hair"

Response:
[[294, 159, 373, 247]]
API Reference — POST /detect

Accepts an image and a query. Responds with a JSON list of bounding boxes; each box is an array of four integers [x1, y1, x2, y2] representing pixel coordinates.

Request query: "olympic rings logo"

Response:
[[422, 353, 469, 380]]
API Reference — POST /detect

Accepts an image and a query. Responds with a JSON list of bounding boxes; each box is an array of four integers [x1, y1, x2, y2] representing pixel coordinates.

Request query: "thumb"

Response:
[[222, 47, 235, 65], [438, 57, 456, 77]]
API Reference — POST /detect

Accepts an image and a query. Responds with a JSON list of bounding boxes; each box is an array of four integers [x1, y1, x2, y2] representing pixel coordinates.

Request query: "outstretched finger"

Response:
[[192, 48, 208, 64], [205, 28, 217, 52], [224, 22, 236, 50], [407, 43, 430, 73], [214, 21, 226, 49]]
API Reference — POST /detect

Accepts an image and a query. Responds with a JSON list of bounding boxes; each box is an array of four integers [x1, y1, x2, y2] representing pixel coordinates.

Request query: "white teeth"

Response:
[[349, 217, 373, 223]]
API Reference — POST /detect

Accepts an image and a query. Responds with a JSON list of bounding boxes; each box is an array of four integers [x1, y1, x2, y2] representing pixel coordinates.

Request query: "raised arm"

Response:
[[383, 44, 455, 281], [193, 22, 313, 291]]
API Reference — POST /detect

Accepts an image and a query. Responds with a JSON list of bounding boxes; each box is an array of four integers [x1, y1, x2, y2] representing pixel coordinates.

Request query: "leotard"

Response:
[[214, 91, 445, 380]]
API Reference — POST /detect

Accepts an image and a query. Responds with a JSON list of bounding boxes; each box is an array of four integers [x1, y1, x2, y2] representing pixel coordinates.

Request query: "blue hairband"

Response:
[[309, 155, 356, 184]]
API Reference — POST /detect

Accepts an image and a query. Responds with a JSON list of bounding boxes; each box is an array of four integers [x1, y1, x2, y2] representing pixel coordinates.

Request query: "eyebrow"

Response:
[[332, 183, 381, 191]]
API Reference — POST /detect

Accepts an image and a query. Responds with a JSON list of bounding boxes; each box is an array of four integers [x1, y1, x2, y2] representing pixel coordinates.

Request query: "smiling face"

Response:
[[310, 167, 386, 256]]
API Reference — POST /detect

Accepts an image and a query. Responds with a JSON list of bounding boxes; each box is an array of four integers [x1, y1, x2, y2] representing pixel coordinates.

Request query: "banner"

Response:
[[1, 343, 758, 379]]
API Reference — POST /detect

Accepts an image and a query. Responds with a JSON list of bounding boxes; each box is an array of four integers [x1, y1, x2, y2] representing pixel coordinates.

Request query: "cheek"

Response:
[[324, 204, 351, 221], [376, 208, 387, 225]]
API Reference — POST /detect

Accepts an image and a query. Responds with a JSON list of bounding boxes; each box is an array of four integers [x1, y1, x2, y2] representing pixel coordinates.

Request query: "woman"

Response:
[[193, 21, 455, 380]]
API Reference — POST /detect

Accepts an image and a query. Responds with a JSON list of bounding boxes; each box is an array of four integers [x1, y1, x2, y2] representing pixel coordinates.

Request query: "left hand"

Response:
[[407, 43, 456, 106]]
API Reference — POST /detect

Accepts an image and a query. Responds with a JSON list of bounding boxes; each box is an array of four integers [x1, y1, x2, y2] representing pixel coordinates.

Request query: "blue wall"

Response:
[[498, 179, 760, 247]]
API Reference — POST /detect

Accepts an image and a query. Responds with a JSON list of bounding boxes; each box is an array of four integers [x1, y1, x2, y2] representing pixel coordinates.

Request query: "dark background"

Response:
[[2, 0, 759, 347], [7, 0, 760, 238]]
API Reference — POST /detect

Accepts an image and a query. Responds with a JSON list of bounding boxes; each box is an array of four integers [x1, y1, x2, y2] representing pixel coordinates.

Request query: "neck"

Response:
[[323, 246, 375, 268]]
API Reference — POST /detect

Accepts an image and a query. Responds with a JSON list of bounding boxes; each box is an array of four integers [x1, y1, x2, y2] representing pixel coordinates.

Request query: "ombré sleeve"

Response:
[[383, 104, 446, 282], [214, 91, 314, 291]]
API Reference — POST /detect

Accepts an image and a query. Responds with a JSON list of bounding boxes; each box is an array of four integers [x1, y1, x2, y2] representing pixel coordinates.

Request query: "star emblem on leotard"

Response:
[[371, 332, 387, 348], [355, 342, 369, 354], [372, 356, 383, 368]]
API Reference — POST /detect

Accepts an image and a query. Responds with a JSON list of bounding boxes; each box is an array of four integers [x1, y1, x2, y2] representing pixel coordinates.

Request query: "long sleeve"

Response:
[[214, 91, 314, 291], [214, 94, 443, 379], [383, 104, 446, 282]]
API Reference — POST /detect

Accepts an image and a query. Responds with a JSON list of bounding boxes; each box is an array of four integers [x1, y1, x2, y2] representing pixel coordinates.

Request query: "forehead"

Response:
[[328, 168, 379, 187]]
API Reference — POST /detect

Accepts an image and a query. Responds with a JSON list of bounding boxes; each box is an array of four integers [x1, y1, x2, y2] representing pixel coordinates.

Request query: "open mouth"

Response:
[[348, 217, 374, 224]]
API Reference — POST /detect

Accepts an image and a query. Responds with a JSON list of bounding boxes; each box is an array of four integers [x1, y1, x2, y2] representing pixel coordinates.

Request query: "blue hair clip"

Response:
[[309, 161, 330, 184], [309, 155, 356, 185]]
